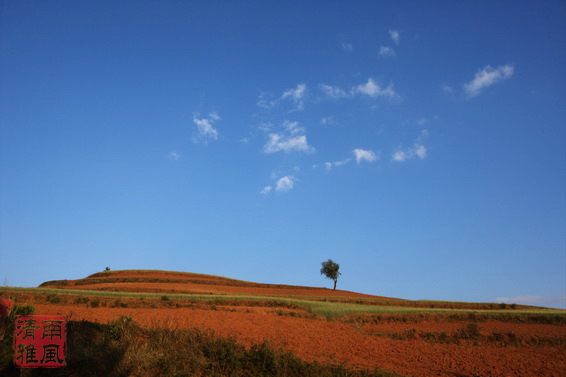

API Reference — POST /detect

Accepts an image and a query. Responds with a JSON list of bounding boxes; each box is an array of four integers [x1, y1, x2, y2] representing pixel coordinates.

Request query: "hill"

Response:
[[1, 269, 565, 377], [39, 269, 399, 299]]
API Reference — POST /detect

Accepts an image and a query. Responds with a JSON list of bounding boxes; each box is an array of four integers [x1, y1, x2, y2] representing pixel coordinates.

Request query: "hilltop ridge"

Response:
[[39, 269, 400, 300]]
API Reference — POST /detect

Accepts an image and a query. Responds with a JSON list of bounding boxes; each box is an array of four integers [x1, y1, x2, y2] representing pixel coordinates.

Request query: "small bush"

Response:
[[73, 297, 90, 305], [108, 315, 137, 341], [388, 332, 405, 341], [456, 323, 481, 340], [46, 294, 62, 304], [0, 304, 36, 372]]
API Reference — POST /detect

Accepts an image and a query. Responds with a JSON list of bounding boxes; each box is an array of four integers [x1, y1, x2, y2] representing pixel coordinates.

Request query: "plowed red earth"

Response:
[[70, 282, 390, 298], [58, 271, 392, 299], [23, 271, 566, 376]]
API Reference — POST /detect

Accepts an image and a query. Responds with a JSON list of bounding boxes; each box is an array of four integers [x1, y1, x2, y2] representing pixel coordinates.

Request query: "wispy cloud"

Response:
[[389, 30, 400, 45], [262, 167, 300, 194], [464, 64, 514, 97], [280, 83, 307, 110], [257, 92, 275, 109], [264, 134, 312, 153], [495, 295, 566, 308], [208, 112, 220, 121], [258, 83, 308, 111], [379, 46, 395, 57], [442, 84, 453, 94], [341, 42, 353, 52], [263, 120, 314, 154], [192, 113, 220, 143], [320, 116, 335, 125], [319, 78, 399, 101], [276, 175, 294, 192], [319, 84, 351, 99], [284, 120, 304, 135], [355, 78, 398, 99], [325, 158, 352, 170], [353, 148, 378, 163], [169, 151, 181, 160], [392, 130, 429, 162]]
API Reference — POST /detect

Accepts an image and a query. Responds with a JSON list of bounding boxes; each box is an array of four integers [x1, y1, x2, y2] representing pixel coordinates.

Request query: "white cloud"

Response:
[[318, 78, 400, 102], [169, 151, 181, 160], [263, 121, 314, 154], [355, 78, 398, 99], [262, 168, 300, 195], [289, 166, 300, 173], [258, 84, 308, 111], [392, 150, 408, 162], [283, 120, 304, 135], [334, 159, 350, 167], [257, 93, 275, 109], [276, 176, 294, 192], [320, 116, 334, 125], [464, 64, 514, 97], [379, 46, 395, 57], [495, 295, 566, 308], [319, 84, 351, 99], [495, 296, 543, 305], [281, 83, 307, 110], [353, 148, 378, 163], [416, 118, 428, 125], [264, 134, 313, 153], [389, 30, 400, 45], [392, 130, 429, 162], [442, 84, 453, 94], [325, 158, 352, 169], [415, 144, 427, 159], [341, 42, 353, 52], [192, 113, 219, 143], [258, 123, 273, 132]]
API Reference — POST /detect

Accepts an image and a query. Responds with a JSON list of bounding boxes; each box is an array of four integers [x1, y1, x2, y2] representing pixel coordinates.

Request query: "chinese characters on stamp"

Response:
[[13, 315, 66, 368]]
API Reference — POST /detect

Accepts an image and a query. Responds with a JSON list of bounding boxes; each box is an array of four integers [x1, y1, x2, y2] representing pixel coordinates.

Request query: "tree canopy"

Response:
[[320, 259, 340, 290]]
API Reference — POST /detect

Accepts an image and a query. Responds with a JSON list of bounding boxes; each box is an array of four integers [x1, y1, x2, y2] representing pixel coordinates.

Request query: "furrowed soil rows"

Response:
[[32, 303, 566, 377], [4, 270, 565, 377]]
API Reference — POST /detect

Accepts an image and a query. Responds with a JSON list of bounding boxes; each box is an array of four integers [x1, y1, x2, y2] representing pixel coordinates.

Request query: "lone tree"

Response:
[[320, 259, 340, 290]]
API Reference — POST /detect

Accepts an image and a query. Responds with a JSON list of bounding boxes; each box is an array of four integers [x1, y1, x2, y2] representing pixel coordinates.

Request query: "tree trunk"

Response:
[[333, 280, 336, 290]]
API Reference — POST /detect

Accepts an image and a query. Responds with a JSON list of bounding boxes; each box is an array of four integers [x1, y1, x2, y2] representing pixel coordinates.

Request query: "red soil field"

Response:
[[68, 281, 391, 298], [32, 303, 565, 377], [51, 270, 395, 299], [9, 270, 566, 376]]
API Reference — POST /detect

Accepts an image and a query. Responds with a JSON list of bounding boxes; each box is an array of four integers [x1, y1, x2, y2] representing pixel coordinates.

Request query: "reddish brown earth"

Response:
[[48, 270, 393, 299], [6, 270, 566, 377]]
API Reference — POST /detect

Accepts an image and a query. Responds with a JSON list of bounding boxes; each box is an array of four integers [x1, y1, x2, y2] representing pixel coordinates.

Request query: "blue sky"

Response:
[[1, 1, 565, 308]]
